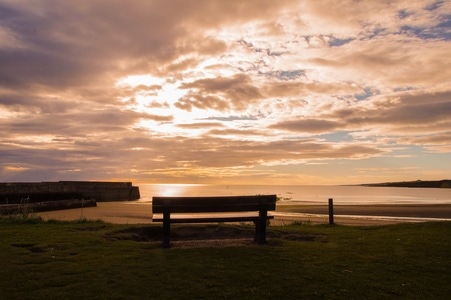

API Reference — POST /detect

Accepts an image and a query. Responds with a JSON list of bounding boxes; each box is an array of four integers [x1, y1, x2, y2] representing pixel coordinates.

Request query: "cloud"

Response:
[[177, 74, 263, 111], [178, 122, 223, 129], [270, 119, 343, 134], [207, 129, 269, 137], [338, 90, 451, 131], [1, 0, 450, 183]]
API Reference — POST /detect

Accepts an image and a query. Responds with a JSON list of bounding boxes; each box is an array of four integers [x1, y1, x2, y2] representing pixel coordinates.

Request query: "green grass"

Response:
[[1, 219, 450, 299]]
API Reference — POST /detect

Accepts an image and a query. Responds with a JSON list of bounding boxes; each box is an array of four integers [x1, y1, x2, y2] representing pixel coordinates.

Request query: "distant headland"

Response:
[[360, 179, 451, 188]]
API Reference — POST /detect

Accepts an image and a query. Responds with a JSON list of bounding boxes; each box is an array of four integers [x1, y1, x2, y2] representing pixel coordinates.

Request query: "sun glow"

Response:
[[117, 75, 164, 87], [151, 183, 205, 197], [117, 74, 197, 133], [116, 72, 237, 138], [158, 83, 187, 106]]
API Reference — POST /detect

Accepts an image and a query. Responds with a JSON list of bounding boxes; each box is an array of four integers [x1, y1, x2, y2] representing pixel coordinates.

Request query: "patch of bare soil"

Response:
[[107, 224, 327, 248]]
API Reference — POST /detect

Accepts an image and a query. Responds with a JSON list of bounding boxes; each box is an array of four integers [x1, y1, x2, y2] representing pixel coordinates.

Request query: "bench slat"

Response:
[[153, 203, 275, 213], [152, 215, 274, 223], [153, 195, 276, 205], [152, 195, 276, 214]]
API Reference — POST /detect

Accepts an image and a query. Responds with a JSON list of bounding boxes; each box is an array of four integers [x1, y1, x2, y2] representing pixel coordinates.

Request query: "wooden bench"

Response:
[[152, 195, 277, 248]]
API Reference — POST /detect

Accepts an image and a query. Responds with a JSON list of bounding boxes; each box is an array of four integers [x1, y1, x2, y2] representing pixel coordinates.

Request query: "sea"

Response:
[[136, 184, 451, 205]]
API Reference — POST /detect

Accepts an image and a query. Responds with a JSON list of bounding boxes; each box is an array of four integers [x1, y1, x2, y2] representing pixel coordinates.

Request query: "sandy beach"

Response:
[[36, 201, 451, 226]]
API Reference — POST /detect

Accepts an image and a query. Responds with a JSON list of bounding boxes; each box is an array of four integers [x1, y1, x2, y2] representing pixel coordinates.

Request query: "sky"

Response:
[[1, 0, 450, 185]]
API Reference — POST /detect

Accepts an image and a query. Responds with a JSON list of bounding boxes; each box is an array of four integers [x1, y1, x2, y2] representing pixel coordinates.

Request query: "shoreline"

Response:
[[35, 202, 451, 226]]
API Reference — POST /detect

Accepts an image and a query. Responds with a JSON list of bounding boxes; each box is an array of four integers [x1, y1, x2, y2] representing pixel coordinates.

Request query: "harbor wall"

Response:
[[0, 181, 140, 204]]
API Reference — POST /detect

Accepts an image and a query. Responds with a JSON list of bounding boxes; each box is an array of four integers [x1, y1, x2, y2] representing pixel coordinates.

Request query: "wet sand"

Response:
[[274, 204, 451, 225], [277, 203, 451, 219], [36, 202, 451, 226]]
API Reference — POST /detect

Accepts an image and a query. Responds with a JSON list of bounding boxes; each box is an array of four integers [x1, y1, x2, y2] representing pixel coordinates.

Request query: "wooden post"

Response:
[[328, 198, 334, 225]]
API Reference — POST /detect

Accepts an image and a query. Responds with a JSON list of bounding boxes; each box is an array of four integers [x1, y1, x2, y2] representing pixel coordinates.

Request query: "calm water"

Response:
[[137, 184, 451, 205]]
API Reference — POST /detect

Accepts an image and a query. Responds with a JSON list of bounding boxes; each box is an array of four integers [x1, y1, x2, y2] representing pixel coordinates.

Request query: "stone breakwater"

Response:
[[0, 199, 98, 215], [0, 181, 140, 204]]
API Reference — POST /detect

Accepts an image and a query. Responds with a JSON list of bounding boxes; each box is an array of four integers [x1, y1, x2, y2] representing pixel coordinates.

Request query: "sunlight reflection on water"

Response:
[[148, 184, 206, 197], [137, 184, 451, 205]]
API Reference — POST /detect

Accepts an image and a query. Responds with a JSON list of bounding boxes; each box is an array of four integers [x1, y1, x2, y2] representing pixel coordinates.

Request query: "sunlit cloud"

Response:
[[0, 0, 450, 184]]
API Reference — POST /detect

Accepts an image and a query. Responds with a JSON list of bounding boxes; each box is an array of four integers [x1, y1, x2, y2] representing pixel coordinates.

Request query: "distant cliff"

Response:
[[361, 180, 451, 188]]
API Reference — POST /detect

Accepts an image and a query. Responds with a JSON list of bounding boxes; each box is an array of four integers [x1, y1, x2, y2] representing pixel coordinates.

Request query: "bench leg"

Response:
[[163, 211, 171, 248], [255, 210, 268, 244]]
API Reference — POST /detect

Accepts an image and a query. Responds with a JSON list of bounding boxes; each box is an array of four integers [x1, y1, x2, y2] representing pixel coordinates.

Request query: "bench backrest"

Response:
[[152, 195, 276, 214]]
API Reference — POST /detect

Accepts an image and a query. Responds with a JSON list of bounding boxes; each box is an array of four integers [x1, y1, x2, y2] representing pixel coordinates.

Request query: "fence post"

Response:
[[328, 198, 334, 225]]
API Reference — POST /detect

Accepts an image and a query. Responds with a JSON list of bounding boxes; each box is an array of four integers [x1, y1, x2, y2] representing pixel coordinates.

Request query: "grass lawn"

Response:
[[0, 218, 450, 299]]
